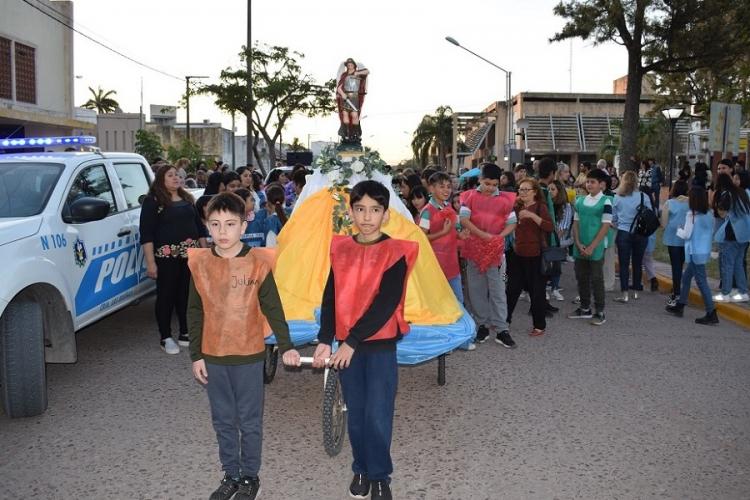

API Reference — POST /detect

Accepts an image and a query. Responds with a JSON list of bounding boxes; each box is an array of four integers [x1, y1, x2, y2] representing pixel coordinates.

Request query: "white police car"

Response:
[[0, 136, 155, 417]]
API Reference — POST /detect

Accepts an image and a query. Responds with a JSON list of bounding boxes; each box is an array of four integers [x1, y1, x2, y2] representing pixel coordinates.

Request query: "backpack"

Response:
[[629, 192, 659, 237]]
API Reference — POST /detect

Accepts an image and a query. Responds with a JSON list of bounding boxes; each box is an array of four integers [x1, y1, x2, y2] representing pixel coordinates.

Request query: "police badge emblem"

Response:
[[73, 238, 87, 267]]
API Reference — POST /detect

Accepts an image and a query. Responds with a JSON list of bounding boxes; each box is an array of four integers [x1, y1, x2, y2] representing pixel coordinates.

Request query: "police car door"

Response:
[[62, 160, 137, 327], [109, 159, 154, 298]]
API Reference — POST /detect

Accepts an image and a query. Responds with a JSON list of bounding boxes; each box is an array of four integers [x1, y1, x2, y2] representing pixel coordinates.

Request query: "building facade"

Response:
[[0, 0, 93, 145]]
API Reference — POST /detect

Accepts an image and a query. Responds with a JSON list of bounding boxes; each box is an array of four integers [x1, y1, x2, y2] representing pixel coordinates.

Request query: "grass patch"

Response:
[[652, 227, 720, 281]]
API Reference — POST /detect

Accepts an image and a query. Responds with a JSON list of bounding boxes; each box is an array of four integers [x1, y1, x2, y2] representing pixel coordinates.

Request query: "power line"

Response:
[[18, 0, 183, 81]]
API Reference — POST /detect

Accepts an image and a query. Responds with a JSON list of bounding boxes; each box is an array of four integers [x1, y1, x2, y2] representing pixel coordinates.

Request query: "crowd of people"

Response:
[[135, 154, 748, 500]]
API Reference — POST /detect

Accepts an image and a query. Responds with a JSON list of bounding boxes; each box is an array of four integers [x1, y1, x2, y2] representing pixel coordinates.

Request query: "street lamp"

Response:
[[661, 106, 684, 188], [185, 75, 209, 143], [445, 36, 513, 166]]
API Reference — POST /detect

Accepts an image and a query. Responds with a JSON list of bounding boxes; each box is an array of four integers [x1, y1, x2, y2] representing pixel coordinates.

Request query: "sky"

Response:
[[66, 0, 628, 164]]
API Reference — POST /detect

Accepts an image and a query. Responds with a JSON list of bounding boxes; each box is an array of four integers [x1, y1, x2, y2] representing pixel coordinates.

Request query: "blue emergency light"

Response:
[[0, 135, 97, 149]]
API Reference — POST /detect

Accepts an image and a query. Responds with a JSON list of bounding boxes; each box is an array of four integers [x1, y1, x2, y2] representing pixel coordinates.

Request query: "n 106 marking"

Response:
[[40, 234, 67, 250]]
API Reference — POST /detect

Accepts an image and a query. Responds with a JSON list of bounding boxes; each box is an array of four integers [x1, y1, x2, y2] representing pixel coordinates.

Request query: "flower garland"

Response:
[[330, 187, 353, 235], [314, 145, 389, 187]]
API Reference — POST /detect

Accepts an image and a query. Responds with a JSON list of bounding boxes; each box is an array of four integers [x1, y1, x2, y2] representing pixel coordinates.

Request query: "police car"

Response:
[[0, 136, 155, 418]]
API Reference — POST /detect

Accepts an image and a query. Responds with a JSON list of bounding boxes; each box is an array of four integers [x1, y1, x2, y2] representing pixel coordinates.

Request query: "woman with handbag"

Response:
[[612, 171, 653, 303], [505, 178, 554, 337]]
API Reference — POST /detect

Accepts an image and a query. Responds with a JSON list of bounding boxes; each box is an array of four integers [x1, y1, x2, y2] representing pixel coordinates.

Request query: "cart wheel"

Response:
[[322, 369, 347, 457], [263, 345, 278, 384], [437, 354, 446, 386]]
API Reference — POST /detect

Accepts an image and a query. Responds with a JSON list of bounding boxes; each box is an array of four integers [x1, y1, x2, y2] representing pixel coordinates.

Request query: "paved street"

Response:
[[1, 271, 749, 500]]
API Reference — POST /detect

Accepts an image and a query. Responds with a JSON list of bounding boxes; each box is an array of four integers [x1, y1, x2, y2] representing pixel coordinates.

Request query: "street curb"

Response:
[[654, 273, 750, 329]]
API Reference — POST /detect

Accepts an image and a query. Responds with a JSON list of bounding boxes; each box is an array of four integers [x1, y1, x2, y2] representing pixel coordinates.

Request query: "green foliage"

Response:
[[166, 139, 204, 167], [81, 86, 120, 114], [599, 117, 672, 164], [412, 106, 453, 168], [315, 146, 389, 187], [196, 44, 336, 170], [551, 0, 750, 169], [134, 129, 163, 164]]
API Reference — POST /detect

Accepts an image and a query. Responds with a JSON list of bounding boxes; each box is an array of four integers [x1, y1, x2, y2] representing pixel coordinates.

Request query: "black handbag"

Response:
[[536, 204, 567, 276], [630, 192, 659, 237]]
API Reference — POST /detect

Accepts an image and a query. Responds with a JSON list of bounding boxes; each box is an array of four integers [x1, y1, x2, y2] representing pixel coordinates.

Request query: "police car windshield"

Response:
[[0, 163, 63, 217]]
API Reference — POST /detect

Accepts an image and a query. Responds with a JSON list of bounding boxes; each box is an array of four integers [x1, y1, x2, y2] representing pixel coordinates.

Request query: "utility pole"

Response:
[[247, 0, 253, 169], [185, 75, 208, 143]]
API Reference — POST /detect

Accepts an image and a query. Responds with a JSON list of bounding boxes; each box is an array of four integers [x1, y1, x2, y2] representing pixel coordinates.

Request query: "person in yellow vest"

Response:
[[187, 192, 300, 500], [313, 181, 418, 500]]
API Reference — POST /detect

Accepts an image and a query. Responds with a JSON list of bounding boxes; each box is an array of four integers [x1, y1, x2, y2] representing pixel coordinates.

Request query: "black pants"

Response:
[[506, 251, 547, 330], [155, 257, 191, 340], [667, 245, 685, 297], [615, 230, 648, 291]]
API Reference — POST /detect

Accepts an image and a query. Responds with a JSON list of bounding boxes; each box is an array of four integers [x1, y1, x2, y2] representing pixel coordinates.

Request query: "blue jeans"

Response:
[[720, 241, 749, 294], [339, 348, 398, 482], [448, 275, 464, 304], [679, 262, 714, 312], [205, 361, 264, 478], [615, 230, 648, 291]]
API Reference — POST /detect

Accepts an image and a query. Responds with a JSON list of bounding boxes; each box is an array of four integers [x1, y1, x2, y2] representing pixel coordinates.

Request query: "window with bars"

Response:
[[14, 42, 36, 104], [0, 37, 11, 100]]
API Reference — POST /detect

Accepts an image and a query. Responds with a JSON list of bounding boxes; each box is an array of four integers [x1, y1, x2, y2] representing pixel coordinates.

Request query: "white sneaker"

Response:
[[566, 255, 575, 263], [551, 289, 564, 301], [545, 291, 550, 300], [713, 293, 732, 303], [519, 291, 529, 301], [731, 292, 750, 303], [465, 342, 477, 351], [161, 337, 180, 354]]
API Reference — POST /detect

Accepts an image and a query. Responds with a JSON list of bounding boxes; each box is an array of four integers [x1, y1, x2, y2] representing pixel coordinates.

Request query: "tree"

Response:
[[81, 86, 120, 114], [166, 138, 204, 167], [134, 129, 163, 164], [551, 0, 750, 170], [197, 44, 336, 173], [599, 117, 671, 165], [411, 106, 453, 168], [653, 55, 750, 119]]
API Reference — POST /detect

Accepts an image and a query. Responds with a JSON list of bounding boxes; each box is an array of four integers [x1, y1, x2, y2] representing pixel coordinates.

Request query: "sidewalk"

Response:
[[652, 258, 750, 329]]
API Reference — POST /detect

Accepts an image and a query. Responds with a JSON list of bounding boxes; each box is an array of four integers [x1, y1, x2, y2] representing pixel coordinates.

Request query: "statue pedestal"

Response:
[[336, 144, 364, 162]]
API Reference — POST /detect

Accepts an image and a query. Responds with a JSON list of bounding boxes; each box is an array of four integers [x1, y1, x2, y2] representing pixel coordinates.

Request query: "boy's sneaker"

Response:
[[177, 333, 190, 347], [235, 476, 261, 500], [551, 289, 565, 301], [666, 294, 677, 307], [209, 474, 239, 500], [475, 325, 490, 343], [465, 342, 477, 351], [568, 308, 593, 319], [590, 312, 606, 326], [713, 293, 732, 303], [370, 480, 392, 500], [160, 337, 180, 355], [349, 473, 370, 499], [731, 292, 750, 303], [495, 330, 516, 349]]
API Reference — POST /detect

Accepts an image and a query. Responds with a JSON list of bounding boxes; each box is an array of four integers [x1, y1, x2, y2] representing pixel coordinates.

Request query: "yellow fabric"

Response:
[[274, 188, 462, 324]]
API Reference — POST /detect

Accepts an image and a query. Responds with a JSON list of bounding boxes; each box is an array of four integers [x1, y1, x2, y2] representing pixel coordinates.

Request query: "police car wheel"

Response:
[[0, 300, 48, 418]]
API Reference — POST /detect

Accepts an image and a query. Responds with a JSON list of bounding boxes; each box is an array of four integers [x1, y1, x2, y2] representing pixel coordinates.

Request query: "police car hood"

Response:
[[0, 216, 43, 246]]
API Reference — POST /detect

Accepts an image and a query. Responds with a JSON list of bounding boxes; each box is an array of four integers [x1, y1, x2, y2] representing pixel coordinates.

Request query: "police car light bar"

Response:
[[0, 135, 97, 149]]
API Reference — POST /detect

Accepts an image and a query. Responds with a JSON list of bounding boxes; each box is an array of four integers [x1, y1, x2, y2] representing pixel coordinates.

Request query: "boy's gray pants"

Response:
[[206, 361, 264, 478], [465, 258, 509, 332]]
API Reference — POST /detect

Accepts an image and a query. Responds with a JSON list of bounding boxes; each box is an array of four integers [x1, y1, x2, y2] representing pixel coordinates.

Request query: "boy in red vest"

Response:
[[459, 163, 518, 348], [313, 180, 418, 500], [187, 192, 300, 500]]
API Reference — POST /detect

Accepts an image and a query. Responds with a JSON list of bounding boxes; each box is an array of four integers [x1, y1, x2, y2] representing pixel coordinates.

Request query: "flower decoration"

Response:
[[314, 145, 389, 188]]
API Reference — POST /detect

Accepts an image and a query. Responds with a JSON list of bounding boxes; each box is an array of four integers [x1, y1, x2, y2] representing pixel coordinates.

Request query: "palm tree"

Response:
[[411, 105, 453, 167], [81, 86, 120, 114]]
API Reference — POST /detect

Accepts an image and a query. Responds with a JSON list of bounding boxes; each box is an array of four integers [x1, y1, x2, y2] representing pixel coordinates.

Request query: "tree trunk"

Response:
[[246, 114, 253, 169], [251, 130, 266, 175], [620, 48, 643, 172]]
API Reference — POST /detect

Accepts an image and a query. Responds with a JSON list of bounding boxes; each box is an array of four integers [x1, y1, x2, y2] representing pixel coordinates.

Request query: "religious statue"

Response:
[[336, 58, 369, 148]]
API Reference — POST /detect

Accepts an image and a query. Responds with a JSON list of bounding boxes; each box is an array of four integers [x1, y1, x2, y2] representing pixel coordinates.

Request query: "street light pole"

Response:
[[445, 36, 513, 164], [661, 107, 684, 189], [185, 75, 208, 143]]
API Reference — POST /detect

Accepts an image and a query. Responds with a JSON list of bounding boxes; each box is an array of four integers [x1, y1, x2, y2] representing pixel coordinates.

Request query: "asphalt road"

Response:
[[1, 271, 749, 500]]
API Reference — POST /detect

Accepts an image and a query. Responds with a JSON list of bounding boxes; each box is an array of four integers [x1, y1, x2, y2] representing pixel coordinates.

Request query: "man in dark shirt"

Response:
[[313, 181, 417, 500]]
